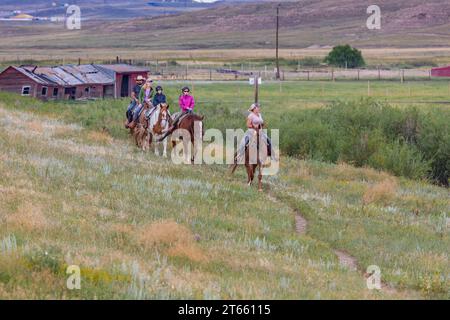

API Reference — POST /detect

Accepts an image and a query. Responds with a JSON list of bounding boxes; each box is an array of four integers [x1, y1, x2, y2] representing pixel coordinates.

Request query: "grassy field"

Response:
[[0, 81, 448, 299], [2, 47, 450, 69]]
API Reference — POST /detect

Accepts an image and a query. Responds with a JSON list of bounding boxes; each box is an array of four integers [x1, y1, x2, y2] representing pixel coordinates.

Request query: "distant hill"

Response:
[[1, 0, 449, 50]]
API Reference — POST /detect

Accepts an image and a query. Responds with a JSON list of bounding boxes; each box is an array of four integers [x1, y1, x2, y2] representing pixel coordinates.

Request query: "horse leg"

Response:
[[246, 165, 253, 186], [257, 164, 263, 192], [184, 138, 190, 164], [143, 130, 150, 151], [134, 129, 141, 148], [154, 139, 159, 156], [162, 137, 168, 157]]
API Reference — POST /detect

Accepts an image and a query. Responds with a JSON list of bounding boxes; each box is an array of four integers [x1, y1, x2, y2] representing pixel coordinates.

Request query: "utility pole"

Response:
[[275, 4, 281, 80], [254, 75, 259, 103]]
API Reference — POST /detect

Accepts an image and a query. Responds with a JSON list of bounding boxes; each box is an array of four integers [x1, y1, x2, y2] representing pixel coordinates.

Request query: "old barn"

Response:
[[431, 65, 450, 77], [0, 64, 149, 100]]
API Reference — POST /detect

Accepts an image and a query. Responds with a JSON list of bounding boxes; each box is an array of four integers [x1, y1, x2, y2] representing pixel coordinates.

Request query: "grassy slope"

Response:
[[0, 83, 448, 299]]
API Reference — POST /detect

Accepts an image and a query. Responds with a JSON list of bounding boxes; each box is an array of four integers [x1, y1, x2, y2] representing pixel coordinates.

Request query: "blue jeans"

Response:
[[126, 101, 137, 122], [132, 105, 143, 122]]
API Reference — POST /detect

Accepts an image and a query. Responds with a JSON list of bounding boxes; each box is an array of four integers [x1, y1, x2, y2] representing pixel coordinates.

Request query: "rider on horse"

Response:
[[132, 78, 154, 123], [125, 75, 144, 127], [167, 86, 195, 131], [152, 86, 167, 107], [235, 103, 276, 163]]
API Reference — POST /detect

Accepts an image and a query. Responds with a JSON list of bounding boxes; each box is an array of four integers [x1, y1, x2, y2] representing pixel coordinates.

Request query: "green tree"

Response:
[[324, 44, 365, 68]]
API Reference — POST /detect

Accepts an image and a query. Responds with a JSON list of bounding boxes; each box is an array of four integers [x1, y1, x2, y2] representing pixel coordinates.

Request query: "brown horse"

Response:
[[231, 127, 267, 191], [157, 112, 204, 162], [133, 101, 153, 150]]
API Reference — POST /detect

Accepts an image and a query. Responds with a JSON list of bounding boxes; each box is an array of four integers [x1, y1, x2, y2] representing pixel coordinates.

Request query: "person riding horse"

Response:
[[132, 78, 154, 124], [152, 86, 167, 108], [167, 86, 195, 131], [235, 103, 276, 163], [125, 75, 144, 128]]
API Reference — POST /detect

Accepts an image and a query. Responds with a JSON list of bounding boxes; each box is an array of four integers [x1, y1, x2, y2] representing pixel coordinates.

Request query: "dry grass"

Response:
[[86, 130, 113, 144], [330, 162, 393, 183], [363, 178, 398, 206], [6, 201, 50, 232], [137, 220, 207, 263]]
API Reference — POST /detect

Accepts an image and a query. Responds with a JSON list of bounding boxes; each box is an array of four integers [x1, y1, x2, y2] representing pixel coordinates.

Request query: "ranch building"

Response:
[[0, 64, 149, 100]]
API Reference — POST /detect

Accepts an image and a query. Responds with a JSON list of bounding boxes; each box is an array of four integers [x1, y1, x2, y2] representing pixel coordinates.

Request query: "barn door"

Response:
[[120, 75, 129, 97]]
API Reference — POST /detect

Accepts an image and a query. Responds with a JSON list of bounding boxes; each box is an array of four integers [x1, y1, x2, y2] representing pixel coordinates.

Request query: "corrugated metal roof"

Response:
[[13, 66, 54, 85], [8, 64, 147, 86], [98, 64, 150, 73], [18, 64, 115, 86]]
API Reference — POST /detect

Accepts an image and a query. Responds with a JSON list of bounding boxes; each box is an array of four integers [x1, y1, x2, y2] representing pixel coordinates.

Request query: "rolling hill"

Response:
[[0, 0, 449, 53]]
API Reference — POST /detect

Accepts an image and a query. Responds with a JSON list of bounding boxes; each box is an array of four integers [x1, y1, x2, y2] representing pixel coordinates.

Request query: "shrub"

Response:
[[369, 140, 431, 180], [324, 44, 365, 68]]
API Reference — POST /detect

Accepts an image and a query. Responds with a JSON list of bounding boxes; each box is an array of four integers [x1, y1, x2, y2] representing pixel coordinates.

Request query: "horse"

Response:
[[230, 126, 268, 191], [148, 103, 172, 157], [157, 112, 204, 163], [133, 101, 153, 150]]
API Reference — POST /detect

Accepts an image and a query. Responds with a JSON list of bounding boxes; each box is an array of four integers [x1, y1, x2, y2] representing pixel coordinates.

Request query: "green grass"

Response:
[[0, 82, 448, 299]]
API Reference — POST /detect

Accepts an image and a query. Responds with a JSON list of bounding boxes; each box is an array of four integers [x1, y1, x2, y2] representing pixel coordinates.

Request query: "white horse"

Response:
[[148, 103, 172, 157]]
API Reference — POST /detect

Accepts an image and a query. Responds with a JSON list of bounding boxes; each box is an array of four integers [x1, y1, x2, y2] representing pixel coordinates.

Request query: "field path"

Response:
[[265, 186, 408, 297]]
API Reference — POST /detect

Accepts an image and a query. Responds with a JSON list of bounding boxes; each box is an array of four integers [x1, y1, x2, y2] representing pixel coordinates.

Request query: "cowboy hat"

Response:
[[248, 103, 260, 112]]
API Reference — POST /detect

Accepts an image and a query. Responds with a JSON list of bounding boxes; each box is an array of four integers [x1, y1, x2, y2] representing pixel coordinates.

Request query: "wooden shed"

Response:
[[0, 64, 150, 100], [97, 64, 149, 98]]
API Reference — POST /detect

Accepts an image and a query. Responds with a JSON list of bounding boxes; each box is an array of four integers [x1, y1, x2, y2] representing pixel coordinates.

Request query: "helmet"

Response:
[[156, 86, 163, 91]]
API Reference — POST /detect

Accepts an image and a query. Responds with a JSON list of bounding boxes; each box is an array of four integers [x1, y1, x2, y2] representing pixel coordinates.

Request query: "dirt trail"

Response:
[[294, 210, 307, 236], [265, 189, 405, 296], [266, 193, 307, 236]]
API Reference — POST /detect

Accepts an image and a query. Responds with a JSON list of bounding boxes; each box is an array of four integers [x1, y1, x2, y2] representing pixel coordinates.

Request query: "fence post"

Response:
[[209, 69, 212, 81], [331, 68, 335, 81], [357, 69, 360, 81], [307, 70, 310, 81], [378, 66, 381, 81], [367, 80, 370, 96]]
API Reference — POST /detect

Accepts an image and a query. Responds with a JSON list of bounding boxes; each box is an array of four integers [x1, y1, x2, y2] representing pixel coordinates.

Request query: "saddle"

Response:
[[172, 112, 192, 124]]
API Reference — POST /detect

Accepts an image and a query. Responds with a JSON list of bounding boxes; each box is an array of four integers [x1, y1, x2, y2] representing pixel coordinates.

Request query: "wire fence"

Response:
[[1, 56, 443, 82], [107, 59, 437, 82]]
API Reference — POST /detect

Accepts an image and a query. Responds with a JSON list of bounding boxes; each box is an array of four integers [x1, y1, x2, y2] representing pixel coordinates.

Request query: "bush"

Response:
[[369, 140, 431, 180], [324, 44, 365, 68], [277, 99, 448, 185]]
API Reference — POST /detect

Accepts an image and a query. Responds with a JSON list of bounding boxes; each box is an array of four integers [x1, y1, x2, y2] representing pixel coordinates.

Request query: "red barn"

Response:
[[96, 64, 149, 98], [0, 64, 150, 100], [431, 66, 450, 77]]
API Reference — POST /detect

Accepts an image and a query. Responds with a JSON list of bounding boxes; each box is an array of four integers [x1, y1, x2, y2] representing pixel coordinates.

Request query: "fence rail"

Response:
[[0, 57, 442, 82]]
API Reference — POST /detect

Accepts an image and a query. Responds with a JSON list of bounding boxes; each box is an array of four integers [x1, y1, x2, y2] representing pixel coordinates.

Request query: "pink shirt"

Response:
[[179, 94, 195, 112], [248, 112, 264, 127]]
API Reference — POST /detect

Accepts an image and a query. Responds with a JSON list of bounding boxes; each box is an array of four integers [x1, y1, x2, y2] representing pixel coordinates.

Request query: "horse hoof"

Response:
[[258, 188, 263, 192]]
